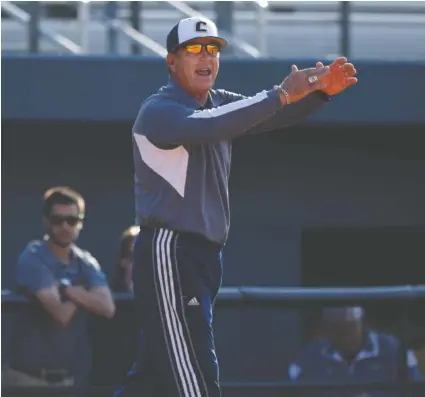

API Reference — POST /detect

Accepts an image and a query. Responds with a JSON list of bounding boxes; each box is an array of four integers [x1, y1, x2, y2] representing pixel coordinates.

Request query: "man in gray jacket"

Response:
[[114, 16, 358, 397]]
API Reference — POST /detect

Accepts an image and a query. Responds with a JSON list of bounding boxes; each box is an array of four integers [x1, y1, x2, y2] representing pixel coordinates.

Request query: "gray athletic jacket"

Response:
[[132, 78, 329, 246]]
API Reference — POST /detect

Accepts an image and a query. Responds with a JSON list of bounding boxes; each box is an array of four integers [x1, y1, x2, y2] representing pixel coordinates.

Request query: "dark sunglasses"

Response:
[[184, 43, 220, 56], [49, 215, 82, 227]]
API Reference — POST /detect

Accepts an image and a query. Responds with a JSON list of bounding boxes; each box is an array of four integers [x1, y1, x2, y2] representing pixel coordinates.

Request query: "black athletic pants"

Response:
[[113, 227, 223, 397]]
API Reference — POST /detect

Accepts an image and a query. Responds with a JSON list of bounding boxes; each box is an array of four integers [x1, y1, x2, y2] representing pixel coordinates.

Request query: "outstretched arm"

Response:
[[135, 66, 330, 146], [219, 91, 329, 134], [224, 57, 358, 135]]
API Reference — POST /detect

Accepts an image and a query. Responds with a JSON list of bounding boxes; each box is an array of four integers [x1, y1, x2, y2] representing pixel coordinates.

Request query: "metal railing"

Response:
[[1, 1, 82, 54], [2, 1, 424, 59], [102, 2, 167, 57], [0, 1, 167, 57], [2, 285, 425, 397], [106, 19, 167, 57]]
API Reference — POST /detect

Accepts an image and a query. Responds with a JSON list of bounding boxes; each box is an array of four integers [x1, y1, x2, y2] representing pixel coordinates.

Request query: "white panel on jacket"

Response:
[[134, 134, 189, 198]]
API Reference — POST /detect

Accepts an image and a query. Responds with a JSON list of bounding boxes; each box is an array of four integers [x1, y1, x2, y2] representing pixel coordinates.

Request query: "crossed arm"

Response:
[[65, 285, 115, 319], [17, 256, 115, 328], [35, 284, 115, 328], [35, 286, 79, 328]]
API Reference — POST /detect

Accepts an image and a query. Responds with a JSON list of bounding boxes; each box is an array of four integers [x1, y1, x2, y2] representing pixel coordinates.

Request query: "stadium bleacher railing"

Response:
[[2, 285, 425, 397]]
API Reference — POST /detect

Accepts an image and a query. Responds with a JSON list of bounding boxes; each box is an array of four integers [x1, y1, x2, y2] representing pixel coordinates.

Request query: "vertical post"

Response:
[[214, 1, 233, 55], [130, 1, 142, 55], [257, 2, 268, 57], [105, 1, 118, 54], [340, 1, 350, 57], [28, 1, 41, 53], [78, 1, 90, 54]]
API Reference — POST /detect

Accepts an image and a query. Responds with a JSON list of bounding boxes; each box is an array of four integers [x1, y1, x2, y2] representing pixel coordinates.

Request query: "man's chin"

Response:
[[194, 77, 214, 90], [51, 238, 73, 248]]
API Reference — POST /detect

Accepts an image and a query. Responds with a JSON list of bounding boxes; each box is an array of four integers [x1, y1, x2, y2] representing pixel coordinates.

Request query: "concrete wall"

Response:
[[2, 55, 425, 124]]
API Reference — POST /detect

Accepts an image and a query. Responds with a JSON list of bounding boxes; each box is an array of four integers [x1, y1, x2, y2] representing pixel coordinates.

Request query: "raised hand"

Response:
[[316, 57, 358, 96], [280, 64, 330, 103]]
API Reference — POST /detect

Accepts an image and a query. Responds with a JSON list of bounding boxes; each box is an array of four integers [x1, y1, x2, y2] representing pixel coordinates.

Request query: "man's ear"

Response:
[[166, 54, 176, 73]]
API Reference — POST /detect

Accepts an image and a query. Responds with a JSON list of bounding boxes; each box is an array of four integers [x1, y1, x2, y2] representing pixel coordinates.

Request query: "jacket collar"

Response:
[[321, 331, 379, 363], [160, 77, 216, 109]]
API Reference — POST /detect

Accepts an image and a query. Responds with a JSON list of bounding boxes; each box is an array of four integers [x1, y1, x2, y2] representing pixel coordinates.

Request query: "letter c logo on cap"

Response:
[[195, 21, 207, 32]]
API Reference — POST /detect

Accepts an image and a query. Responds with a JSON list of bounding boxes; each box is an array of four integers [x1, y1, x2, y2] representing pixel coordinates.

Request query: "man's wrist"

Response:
[[315, 90, 331, 101], [274, 85, 291, 105], [58, 278, 72, 302], [65, 285, 88, 301]]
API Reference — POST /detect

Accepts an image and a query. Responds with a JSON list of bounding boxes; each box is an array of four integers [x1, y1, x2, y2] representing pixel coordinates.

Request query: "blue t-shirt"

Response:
[[10, 240, 108, 384]]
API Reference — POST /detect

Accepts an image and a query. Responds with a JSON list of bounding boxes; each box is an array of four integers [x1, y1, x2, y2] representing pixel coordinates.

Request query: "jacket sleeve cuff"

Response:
[[314, 90, 331, 102]]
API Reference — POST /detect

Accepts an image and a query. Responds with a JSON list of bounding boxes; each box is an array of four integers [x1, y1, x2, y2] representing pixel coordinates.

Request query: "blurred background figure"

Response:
[[2, 187, 115, 390], [91, 225, 140, 388], [110, 226, 140, 293], [288, 306, 422, 396]]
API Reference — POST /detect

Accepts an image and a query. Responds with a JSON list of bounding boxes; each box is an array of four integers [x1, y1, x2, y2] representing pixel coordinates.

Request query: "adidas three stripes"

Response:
[[114, 227, 223, 397]]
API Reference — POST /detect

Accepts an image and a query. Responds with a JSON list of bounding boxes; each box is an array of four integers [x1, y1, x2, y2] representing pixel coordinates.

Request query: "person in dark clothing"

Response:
[[111, 226, 140, 293]]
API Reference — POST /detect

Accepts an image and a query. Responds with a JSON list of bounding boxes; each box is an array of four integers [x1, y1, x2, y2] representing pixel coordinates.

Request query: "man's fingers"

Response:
[[307, 66, 330, 77], [342, 63, 355, 71], [347, 69, 357, 77], [332, 57, 348, 67], [345, 69, 357, 78], [291, 64, 299, 73], [316, 61, 325, 69], [316, 81, 328, 90], [342, 64, 357, 77], [342, 64, 356, 75], [346, 77, 358, 86], [309, 81, 328, 92]]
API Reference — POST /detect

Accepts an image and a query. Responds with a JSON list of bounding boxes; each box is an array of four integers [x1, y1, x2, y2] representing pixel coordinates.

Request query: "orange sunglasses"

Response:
[[184, 43, 220, 56]]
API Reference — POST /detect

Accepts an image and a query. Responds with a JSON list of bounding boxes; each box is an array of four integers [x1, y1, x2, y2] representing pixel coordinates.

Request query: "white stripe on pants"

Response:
[[153, 228, 204, 397]]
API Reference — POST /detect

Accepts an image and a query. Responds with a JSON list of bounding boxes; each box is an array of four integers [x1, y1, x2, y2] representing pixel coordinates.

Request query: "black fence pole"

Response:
[[340, 1, 350, 57], [214, 1, 234, 56], [105, 1, 118, 54], [28, 1, 41, 53], [130, 1, 142, 55]]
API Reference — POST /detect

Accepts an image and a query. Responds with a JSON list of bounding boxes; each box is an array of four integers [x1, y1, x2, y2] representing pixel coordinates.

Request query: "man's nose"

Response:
[[60, 221, 73, 230], [198, 48, 208, 59]]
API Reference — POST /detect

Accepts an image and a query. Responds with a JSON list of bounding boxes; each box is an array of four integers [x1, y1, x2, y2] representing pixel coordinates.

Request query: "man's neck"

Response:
[[170, 75, 209, 105], [47, 239, 72, 264], [185, 86, 208, 106], [194, 92, 209, 106], [341, 350, 360, 364], [333, 336, 366, 363]]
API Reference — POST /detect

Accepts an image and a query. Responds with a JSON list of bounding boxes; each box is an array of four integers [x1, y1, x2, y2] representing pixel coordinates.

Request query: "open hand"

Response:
[[316, 57, 358, 96], [280, 64, 330, 103]]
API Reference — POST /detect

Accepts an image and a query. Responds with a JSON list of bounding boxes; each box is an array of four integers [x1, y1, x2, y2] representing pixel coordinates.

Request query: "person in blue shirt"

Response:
[[288, 306, 422, 397], [3, 186, 115, 388], [115, 15, 358, 397]]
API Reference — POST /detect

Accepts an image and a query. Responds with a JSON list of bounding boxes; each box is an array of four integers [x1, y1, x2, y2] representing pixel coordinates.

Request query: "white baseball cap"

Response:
[[166, 17, 228, 53]]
